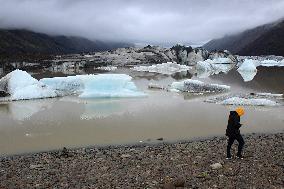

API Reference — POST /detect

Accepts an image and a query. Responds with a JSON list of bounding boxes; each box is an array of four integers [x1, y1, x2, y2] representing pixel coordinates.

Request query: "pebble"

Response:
[[0, 133, 283, 188], [210, 163, 222, 170]]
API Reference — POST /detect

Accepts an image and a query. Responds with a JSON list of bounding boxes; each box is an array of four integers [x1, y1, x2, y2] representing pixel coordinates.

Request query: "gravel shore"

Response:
[[1, 133, 283, 189]]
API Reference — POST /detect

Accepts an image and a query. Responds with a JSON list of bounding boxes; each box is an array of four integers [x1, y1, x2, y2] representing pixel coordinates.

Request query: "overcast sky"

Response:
[[0, 0, 284, 45]]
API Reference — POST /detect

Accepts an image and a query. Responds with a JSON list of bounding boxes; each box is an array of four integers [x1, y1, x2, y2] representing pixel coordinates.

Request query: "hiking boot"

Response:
[[226, 156, 232, 160], [237, 155, 244, 159]]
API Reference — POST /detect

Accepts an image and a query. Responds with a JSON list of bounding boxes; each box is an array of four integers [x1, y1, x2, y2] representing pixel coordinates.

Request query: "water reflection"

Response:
[[0, 99, 55, 121], [237, 70, 257, 82], [80, 99, 125, 120]]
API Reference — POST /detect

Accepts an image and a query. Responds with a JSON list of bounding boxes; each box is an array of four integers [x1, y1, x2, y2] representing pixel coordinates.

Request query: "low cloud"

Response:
[[0, 0, 284, 45]]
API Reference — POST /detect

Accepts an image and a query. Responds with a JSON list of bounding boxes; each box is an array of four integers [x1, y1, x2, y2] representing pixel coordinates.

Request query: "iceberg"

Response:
[[237, 59, 257, 82], [78, 74, 146, 98], [255, 93, 283, 98], [259, 59, 284, 67], [238, 71, 257, 82], [237, 58, 284, 82], [219, 97, 279, 106], [0, 70, 146, 101], [131, 62, 190, 75], [237, 59, 257, 72], [40, 76, 84, 96], [148, 83, 167, 90], [196, 58, 234, 78], [95, 66, 117, 71], [0, 70, 57, 100], [171, 79, 230, 93], [41, 74, 147, 98]]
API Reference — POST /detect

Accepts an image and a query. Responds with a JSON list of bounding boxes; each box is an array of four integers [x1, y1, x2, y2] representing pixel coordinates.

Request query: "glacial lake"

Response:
[[0, 67, 284, 156]]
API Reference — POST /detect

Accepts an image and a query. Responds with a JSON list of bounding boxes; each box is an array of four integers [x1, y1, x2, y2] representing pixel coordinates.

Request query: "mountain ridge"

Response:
[[203, 19, 284, 56], [0, 29, 132, 58]]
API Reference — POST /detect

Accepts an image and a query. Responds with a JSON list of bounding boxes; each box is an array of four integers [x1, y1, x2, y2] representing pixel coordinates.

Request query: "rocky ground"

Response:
[[0, 133, 283, 189]]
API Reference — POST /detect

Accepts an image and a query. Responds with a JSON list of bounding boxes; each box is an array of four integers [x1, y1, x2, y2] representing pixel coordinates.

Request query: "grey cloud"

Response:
[[0, 0, 284, 45]]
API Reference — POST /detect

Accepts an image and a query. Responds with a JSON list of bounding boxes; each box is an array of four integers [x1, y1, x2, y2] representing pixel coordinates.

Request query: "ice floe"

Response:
[[170, 79, 230, 93], [205, 93, 282, 106], [254, 93, 283, 98], [258, 59, 284, 67], [196, 58, 235, 78], [95, 66, 117, 71], [219, 97, 279, 106], [131, 62, 190, 75], [148, 83, 167, 90], [0, 70, 146, 101]]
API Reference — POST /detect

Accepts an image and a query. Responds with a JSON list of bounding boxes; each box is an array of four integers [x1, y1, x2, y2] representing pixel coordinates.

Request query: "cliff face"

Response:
[[203, 19, 284, 56]]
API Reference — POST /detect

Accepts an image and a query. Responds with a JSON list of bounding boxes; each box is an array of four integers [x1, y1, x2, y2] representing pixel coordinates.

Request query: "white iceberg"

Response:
[[238, 59, 257, 72], [259, 59, 284, 67], [238, 71, 257, 82], [208, 57, 233, 64], [0, 70, 146, 101], [79, 74, 146, 98], [131, 62, 190, 75], [41, 74, 146, 98], [171, 79, 230, 93], [255, 93, 283, 98], [196, 58, 234, 78], [220, 97, 279, 106], [237, 59, 257, 82], [95, 66, 117, 71], [0, 69, 57, 100], [237, 58, 284, 82]]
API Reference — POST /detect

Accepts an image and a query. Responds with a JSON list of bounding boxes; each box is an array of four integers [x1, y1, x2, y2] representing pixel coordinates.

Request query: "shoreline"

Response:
[[1, 131, 281, 158], [1, 132, 283, 188]]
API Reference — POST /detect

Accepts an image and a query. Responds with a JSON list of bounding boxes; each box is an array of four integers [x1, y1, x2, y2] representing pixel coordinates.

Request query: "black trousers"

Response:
[[227, 134, 245, 157]]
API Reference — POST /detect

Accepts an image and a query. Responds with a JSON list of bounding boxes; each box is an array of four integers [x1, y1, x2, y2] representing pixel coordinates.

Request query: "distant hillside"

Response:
[[0, 29, 132, 57], [203, 19, 284, 56]]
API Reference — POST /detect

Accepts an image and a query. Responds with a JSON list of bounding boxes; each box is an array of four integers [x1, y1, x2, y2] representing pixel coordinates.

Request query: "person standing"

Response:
[[226, 107, 245, 159]]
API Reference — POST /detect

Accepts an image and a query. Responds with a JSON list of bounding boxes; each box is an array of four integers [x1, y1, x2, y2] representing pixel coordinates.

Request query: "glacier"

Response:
[[0, 70, 146, 101], [170, 79, 230, 93]]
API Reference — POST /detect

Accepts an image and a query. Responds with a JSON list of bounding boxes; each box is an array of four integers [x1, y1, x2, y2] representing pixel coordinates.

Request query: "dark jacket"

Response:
[[226, 111, 242, 137]]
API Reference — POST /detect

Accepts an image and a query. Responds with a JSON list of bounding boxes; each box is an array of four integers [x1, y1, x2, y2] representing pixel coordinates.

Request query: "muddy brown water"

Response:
[[0, 67, 284, 156]]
